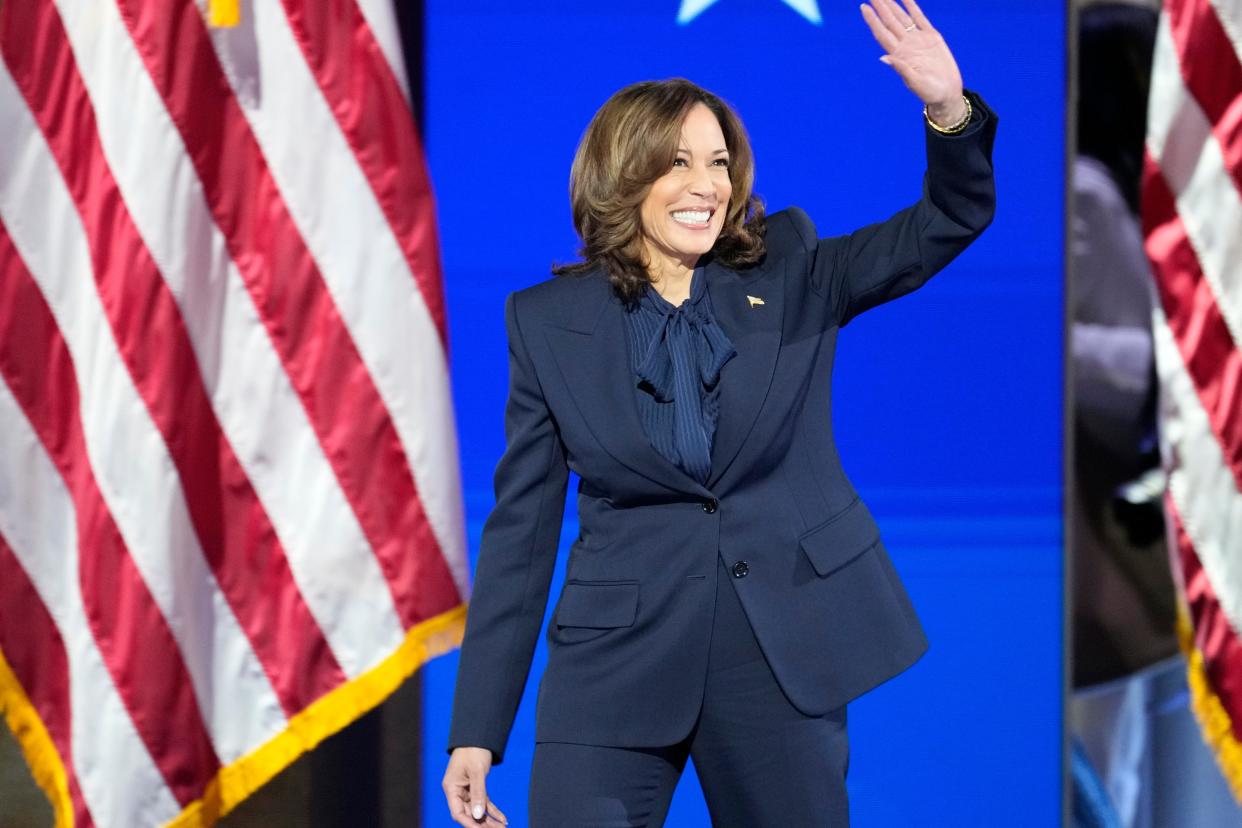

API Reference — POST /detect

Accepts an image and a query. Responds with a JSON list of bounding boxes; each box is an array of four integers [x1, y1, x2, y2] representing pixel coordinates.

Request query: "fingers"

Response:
[[870, 0, 910, 38], [878, 0, 917, 31], [443, 751, 505, 827], [471, 776, 490, 823], [903, 0, 933, 30], [861, 0, 925, 52], [443, 771, 472, 827], [864, 0, 961, 102], [443, 779, 474, 828], [859, 4, 899, 52], [449, 795, 475, 828], [444, 781, 506, 826]]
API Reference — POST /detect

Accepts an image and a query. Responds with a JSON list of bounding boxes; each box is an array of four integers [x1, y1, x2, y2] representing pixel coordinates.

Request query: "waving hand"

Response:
[[860, 0, 968, 127]]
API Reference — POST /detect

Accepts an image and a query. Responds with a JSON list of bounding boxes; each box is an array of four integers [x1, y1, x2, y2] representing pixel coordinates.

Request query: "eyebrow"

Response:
[[675, 148, 730, 156]]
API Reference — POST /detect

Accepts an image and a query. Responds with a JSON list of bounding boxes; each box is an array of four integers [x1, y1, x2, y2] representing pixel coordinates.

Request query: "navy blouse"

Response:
[[622, 266, 737, 483]]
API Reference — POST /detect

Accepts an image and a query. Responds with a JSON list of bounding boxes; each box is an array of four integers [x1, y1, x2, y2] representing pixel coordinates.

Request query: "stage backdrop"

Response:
[[421, 0, 1064, 823]]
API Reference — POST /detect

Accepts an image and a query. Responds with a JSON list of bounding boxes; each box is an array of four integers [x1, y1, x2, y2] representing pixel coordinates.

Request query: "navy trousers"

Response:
[[529, 556, 850, 827]]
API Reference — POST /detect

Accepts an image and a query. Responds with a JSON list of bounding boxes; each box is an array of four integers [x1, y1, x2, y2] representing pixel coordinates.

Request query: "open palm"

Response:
[[861, 0, 964, 110]]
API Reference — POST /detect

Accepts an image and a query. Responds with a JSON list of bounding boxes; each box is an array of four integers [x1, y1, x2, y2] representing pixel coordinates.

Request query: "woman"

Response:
[[443, 0, 996, 824]]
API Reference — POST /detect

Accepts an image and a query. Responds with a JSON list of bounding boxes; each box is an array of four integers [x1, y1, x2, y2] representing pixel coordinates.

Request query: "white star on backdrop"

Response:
[[677, 0, 822, 24]]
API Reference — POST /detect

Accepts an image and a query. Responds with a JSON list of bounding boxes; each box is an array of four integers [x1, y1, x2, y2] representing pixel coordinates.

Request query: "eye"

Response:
[[713, 158, 730, 168], [672, 157, 688, 167]]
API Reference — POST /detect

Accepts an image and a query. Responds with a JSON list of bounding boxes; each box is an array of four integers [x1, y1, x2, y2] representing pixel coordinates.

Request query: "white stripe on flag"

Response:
[[206, 3, 470, 602], [355, 0, 411, 101], [1148, 12, 1242, 346], [0, 56, 284, 765], [53, 0, 407, 682], [1208, 0, 1242, 58], [1154, 299, 1242, 641], [0, 375, 180, 828]]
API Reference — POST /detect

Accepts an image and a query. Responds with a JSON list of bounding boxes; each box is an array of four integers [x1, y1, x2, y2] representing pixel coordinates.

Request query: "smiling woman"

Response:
[[550, 79, 765, 305], [638, 104, 734, 304], [442, 0, 997, 825]]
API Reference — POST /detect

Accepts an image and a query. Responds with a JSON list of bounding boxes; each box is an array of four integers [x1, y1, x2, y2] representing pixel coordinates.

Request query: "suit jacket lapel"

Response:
[[706, 258, 785, 487], [543, 272, 710, 496]]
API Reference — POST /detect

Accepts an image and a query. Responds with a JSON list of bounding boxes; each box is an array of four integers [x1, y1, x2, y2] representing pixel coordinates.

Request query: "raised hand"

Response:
[[860, 0, 967, 127]]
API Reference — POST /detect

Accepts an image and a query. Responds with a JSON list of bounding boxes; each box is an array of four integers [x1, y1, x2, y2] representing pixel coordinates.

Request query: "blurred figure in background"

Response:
[[1071, 3, 1239, 825], [1072, 1, 1172, 693]]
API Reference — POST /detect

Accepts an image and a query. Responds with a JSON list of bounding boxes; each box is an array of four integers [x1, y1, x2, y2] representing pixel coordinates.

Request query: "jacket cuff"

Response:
[[924, 89, 994, 141], [446, 729, 507, 766]]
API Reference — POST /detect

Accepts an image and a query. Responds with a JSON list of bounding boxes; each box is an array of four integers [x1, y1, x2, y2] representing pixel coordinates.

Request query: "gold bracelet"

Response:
[[924, 94, 972, 135]]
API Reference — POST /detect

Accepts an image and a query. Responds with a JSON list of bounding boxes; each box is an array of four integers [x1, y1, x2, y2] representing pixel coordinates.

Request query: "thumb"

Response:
[[471, 772, 488, 821], [881, 54, 911, 74]]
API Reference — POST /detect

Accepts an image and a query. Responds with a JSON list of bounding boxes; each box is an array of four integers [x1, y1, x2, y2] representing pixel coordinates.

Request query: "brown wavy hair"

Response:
[[552, 78, 766, 303]]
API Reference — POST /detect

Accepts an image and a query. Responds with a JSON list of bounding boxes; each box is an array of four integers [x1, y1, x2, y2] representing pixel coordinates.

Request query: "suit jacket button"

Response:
[[732, 561, 749, 578], [702, 499, 718, 514]]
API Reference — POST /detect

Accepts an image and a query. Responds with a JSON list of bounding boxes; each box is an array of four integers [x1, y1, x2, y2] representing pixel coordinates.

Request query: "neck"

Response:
[[647, 253, 697, 300]]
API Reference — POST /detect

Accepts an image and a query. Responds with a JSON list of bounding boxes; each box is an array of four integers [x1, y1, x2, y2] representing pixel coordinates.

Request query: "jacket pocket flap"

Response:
[[555, 581, 639, 628], [799, 498, 881, 577]]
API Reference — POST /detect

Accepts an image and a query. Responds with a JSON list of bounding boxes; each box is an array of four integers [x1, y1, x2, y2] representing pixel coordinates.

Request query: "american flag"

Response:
[[1144, 0, 1242, 801], [0, 1, 468, 825]]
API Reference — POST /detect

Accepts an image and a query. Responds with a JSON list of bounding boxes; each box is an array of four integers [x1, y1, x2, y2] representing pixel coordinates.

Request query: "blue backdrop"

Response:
[[421, 1, 1064, 823]]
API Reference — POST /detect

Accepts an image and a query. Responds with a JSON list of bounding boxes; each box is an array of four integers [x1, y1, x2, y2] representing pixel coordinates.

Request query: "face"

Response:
[[639, 102, 732, 280]]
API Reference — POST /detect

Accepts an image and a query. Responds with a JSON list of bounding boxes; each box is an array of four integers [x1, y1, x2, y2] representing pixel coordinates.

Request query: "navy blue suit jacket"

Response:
[[449, 94, 997, 764]]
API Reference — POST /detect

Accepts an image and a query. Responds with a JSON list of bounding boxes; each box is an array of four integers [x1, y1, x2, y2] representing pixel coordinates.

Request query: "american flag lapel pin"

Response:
[[747, 295, 765, 307]]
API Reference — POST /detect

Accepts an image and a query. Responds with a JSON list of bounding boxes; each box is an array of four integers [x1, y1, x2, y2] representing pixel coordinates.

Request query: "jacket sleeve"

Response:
[[446, 290, 569, 765], [789, 90, 998, 328]]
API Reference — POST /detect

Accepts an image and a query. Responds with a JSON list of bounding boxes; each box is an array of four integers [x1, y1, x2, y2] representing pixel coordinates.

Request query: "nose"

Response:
[[688, 164, 716, 198]]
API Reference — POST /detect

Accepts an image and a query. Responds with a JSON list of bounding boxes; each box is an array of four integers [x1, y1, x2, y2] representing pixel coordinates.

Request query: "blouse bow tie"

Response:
[[634, 271, 736, 483]]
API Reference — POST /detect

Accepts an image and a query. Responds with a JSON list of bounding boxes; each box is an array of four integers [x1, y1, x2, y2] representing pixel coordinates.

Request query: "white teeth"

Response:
[[672, 210, 711, 224]]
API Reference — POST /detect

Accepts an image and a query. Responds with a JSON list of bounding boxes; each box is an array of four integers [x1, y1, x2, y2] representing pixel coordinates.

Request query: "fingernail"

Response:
[[473, 804, 485, 820]]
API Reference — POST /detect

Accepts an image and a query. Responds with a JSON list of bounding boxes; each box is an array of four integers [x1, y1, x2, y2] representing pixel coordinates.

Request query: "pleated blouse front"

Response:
[[621, 266, 737, 484]]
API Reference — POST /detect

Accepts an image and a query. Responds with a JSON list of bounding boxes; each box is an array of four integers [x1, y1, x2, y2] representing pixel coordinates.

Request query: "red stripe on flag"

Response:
[[0, 217, 220, 804], [114, 0, 462, 629], [0, 1, 346, 717], [0, 529, 94, 827], [281, 0, 448, 344], [1142, 154, 1242, 489], [1166, 0, 1242, 198], [1168, 500, 1242, 743]]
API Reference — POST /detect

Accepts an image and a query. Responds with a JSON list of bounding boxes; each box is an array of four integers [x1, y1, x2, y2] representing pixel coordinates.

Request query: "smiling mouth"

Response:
[[671, 208, 714, 228]]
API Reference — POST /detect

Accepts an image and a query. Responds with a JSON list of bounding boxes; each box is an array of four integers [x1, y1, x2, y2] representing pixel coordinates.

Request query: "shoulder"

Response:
[[513, 267, 610, 307], [761, 207, 818, 262], [508, 267, 613, 333], [1072, 156, 1141, 261], [1073, 155, 1127, 218]]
